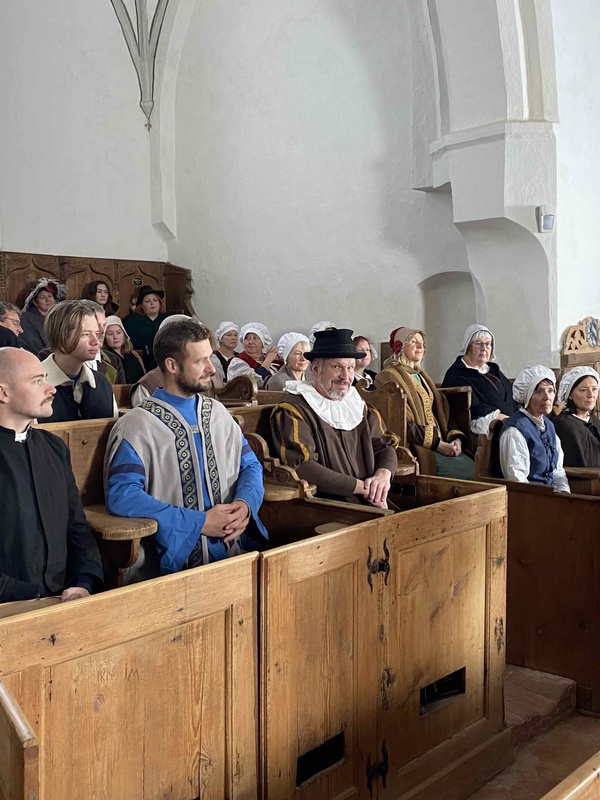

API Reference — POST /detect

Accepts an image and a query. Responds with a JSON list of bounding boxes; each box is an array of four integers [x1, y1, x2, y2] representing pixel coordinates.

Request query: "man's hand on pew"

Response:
[[201, 501, 250, 541], [60, 587, 90, 602], [356, 469, 392, 509]]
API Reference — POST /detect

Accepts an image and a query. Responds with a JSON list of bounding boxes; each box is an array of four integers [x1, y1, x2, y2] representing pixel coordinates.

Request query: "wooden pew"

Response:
[[0, 441, 512, 799], [112, 383, 132, 410], [0, 554, 259, 800], [441, 385, 472, 443], [540, 750, 600, 800], [261, 476, 512, 798], [215, 375, 258, 407], [35, 418, 158, 589], [475, 420, 600, 713]]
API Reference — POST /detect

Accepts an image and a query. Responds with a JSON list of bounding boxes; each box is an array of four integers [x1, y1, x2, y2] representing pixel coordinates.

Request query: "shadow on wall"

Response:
[[419, 271, 478, 383]]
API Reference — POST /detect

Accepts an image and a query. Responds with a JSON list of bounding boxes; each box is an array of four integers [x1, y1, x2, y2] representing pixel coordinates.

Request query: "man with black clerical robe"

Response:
[[0, 348, 103, 602], [271, 328, 399, 508]]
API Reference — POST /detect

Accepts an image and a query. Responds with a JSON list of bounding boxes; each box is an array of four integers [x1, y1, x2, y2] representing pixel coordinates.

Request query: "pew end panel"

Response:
[[439, 385, 472, 443], [260, 479, 511, 800], [0, 555, 260, 800], [357, 378, 407, 446], [0, 680, 39, 800], [216, 375, 258, 407]]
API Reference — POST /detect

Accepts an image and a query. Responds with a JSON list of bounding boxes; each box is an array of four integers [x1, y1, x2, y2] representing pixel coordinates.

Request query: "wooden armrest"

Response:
[[85, 504, 158, 541], [565, 467, 600, 480]]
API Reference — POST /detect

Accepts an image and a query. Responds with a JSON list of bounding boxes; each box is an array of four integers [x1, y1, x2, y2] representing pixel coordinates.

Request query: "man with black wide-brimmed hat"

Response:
[[270, 328, 399, 508]]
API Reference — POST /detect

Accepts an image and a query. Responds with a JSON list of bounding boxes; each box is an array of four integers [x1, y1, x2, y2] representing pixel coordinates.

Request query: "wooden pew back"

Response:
[[356, 379, 407, 443], [35, 417, 116, 505], [560, 316, 600, 412], [112, 383, 132, 409]]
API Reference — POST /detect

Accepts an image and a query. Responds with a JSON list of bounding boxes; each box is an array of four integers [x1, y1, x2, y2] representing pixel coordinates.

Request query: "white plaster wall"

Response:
[[553, 0, 600, 337], [168, 0, 468, 348], [0, 2, 167, 261]]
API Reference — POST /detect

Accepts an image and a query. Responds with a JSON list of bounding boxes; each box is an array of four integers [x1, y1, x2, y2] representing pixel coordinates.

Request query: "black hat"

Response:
[[136, 285, 165, 306], [305, 328, 366, 361]]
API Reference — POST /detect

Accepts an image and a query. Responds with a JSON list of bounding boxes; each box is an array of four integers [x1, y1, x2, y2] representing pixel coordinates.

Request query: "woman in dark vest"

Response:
[[499, 365, 570, 491], [442, 324, 517, 435], [103, 315, 146, 384], [551, 367, 600, 467]]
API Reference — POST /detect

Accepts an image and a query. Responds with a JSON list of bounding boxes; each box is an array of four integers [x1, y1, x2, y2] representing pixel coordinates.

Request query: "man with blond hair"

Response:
[[41, 300, 117, 422]]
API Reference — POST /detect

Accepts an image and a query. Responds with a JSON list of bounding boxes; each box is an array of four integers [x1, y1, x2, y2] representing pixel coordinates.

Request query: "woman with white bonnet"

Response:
[[309, 321, 337, 345], [442, 324, 517, 435], [499, 365, 570, 491], [265, 332, 310, 390], [550, 367, 600, 467], [227, 322, 280, 386], [210, 321, 239, 383], [103, 315, 146, 384]]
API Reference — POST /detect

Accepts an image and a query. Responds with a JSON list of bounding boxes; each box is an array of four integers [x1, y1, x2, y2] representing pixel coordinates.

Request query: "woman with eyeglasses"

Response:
[[442, 324, 517, 436], [376, 327, 474, 479]]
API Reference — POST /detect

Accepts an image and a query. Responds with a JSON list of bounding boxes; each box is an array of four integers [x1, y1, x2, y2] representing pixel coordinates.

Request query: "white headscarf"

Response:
[[557, 366, 600, 405], [309, 321, 337, 345], [512, 365, 556, 408], [104, 315, 130, 340], [460, 324, 495, 360], [215, 321, 239, 343], [277, 332, 310, 363], [240, 322, 272, 352], [158, 314, 191, 331]]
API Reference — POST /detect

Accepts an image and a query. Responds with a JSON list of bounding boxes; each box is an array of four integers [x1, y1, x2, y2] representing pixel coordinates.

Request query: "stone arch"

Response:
[[419, 270, 479, 382]]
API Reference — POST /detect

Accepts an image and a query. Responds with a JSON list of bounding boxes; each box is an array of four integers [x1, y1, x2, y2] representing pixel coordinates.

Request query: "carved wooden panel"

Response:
[[1, 252, 61, 307], [561, 317, 600, 366], [1, 251, 194, 318]]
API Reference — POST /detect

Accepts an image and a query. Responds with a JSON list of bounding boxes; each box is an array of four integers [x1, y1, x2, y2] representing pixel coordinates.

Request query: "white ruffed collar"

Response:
[[461, 358, 490, 374], [285, 382, 366, 430]]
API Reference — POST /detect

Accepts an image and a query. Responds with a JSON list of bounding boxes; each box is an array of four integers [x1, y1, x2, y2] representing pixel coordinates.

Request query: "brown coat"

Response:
[[270, 393, 398, 503]]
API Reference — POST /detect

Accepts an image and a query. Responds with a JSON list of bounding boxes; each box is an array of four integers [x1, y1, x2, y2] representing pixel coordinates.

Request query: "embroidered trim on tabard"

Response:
[[200, 396, 221, 504], [140, 399, 199, 510]]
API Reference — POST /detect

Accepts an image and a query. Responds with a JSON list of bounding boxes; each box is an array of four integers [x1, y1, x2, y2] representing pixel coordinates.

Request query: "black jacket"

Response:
[[0, 426, 103, 601], [442, 357, 517, 421]]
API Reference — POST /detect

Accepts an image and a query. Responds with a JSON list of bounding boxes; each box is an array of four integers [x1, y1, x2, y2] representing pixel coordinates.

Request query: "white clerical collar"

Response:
[[15, 428, 29, 442], [461, 358, 490, 375], [285, 382, 365, 430]]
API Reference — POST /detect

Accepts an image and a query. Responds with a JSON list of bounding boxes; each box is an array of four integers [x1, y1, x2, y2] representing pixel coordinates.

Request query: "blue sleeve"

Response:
[[233, 437, 265, 516], [105, 439, 207, 573]]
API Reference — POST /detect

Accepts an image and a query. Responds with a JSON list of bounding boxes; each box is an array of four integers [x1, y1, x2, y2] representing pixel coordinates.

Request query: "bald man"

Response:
[[0, 348, 103, 603]]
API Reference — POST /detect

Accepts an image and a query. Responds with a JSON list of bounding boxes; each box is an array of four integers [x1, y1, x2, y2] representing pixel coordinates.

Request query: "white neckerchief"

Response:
[[519, 407, 546, 431], [461, 358, 490, 375], [285, 382, 366, 430]]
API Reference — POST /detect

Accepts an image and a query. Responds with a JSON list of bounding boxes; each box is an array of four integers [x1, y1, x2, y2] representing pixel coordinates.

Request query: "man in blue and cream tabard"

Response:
[[104, 319, 268, 582]]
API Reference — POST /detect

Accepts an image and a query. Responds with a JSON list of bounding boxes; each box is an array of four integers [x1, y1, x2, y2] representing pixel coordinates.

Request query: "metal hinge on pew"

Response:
[[366, 740, 388, 796], [367, 539, 390, 592]]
